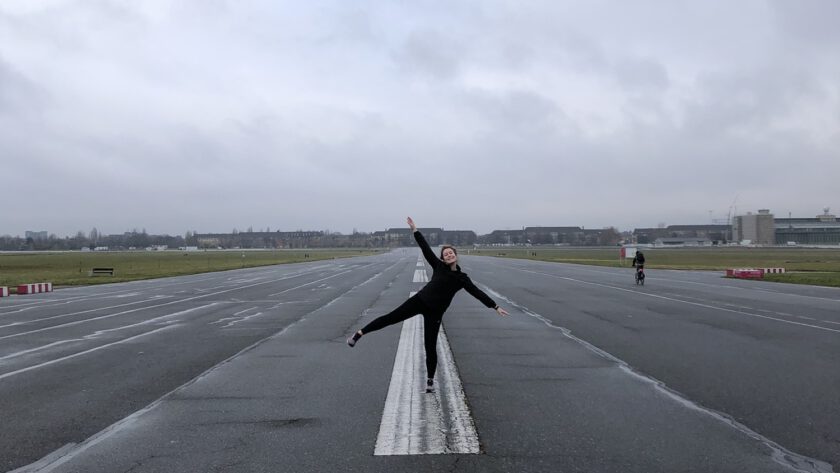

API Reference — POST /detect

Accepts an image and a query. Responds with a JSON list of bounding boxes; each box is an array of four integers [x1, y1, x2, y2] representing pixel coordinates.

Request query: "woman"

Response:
[[348, 217, 509, 392]]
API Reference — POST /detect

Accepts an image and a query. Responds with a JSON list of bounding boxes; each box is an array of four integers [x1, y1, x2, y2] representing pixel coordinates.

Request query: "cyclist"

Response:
[[632, 250, 646, 283]]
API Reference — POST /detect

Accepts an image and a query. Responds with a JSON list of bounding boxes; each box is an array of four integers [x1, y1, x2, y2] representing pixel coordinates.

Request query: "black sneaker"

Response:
[[347, 332, 362, 347], [425, 378, 435, 393]]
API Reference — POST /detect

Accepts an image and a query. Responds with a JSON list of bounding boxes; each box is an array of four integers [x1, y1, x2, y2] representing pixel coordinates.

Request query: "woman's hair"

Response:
[[439, 245, 457, 260]]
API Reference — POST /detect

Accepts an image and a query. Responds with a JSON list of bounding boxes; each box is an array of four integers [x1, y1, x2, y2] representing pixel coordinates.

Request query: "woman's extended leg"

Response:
[[422, 313, 443, 383], [348, 296, 427, 346]]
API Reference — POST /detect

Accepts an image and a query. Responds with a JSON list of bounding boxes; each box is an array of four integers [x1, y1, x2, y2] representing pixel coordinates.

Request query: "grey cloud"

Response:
[[612, 57, 670, 91], [682, 66, 821, 138], [769, 0, 840, 44], [458, 89, 567, 135], [1, 1, 839, 236], [393, 29, 464, 80], [0, 57, 47, 117]]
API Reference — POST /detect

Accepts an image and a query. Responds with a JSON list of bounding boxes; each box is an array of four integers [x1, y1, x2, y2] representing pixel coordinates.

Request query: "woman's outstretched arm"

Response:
[[408, 217, 441, 268], [463, 278, 510, 316]]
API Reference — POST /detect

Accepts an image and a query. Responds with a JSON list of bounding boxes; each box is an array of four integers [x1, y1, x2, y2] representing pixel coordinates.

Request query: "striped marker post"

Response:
[[17, 284, 34, 295], [15, 282, 53, 295]]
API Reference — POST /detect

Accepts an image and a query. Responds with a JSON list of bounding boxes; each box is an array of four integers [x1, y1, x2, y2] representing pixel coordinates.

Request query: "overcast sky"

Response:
[[1, 0, 838, 237]]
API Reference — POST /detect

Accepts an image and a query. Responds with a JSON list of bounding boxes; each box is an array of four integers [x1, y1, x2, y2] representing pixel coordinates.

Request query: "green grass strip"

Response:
[[0, 249, 380, 289]]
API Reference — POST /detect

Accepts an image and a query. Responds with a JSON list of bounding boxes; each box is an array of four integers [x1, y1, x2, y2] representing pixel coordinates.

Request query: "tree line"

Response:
[[1, 226, 624, 251], [0, 228, 190, 251]]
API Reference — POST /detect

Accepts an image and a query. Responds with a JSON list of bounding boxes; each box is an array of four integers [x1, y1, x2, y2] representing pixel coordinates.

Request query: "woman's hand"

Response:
[[496, 307, 509, 317], [407, 217, 417, 232]]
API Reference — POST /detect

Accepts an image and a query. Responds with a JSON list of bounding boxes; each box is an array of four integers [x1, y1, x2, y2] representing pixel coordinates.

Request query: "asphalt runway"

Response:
[[1, 250, 838, 472]]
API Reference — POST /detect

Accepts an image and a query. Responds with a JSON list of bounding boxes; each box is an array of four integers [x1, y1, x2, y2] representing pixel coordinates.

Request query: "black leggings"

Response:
[[360, 295, 444, 379]]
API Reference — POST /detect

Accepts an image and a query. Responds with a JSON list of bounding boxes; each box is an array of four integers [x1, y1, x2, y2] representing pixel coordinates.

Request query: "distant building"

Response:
[[441, 230, 478, 246], [197, 237, 221, 248], [476, 226, 618, 246], [633, 225, 729, 244], [523, 226, 584, 245], [662, 225, 729, 243], [732, 209, 775, 245], [373, 228, 445, 247], [774, 208, 840, 245], [582, 228, 621, 246], [195, 231, 323, 249], [25, 231, 48, 240], [479, 229, 527, 245], [654, 237, 712, 247], [633, 228, 668, 244]]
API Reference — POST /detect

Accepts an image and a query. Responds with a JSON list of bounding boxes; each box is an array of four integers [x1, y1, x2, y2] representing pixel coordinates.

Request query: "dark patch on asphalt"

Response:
[[168, 396, 260, 401], [582, 310, 642, 332], [197, 418, 320, 428]]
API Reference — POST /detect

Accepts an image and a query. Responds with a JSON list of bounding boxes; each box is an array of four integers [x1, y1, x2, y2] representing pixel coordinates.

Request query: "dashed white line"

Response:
[[0, 325, 179, 381], [0, 304, 217, 364]]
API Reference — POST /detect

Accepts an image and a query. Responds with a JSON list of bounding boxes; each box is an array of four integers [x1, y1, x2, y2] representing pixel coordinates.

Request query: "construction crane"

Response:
[[726, 194, 739, 243]]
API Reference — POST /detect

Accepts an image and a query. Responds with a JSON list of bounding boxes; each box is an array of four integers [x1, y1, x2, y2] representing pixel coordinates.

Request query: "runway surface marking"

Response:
[[0, 325, 179, 381], [375, 270, 480, 455], [0, 297, 173, 329], [494, 259, 840, 303], [515, 268, 840, 335], [482, 285, 834, 473], [0, 266, 366, 341], [0, 304, 217, 370], [9, 260, 400, 473]]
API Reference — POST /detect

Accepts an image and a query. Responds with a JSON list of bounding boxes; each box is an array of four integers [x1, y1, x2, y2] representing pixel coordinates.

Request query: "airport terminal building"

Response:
[[632, 209, 840, 247], [774, 210, 840, 245]]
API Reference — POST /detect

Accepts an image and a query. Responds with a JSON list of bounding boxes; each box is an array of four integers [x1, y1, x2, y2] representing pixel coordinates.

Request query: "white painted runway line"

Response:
[[374, 316, 479, 455], [0, 297, 174, 329], [435, 324, 481, 453], [412, 269, 429, 283], [210, 307, 267, 328], [0, 325, 179, 381], [482, 285, 833, 473], [0, 303, 217, 365], [1, 266, 364, 341], [375, 315, 443, 455], [375, 263, 479, 456], [515, 268, 840, 335]]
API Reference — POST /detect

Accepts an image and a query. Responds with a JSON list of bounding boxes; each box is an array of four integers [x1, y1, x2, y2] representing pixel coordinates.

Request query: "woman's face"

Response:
[[442, 247, 458, 265]]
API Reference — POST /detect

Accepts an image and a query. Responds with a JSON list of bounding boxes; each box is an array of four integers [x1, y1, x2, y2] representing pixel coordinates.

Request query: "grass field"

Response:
[[0, 249, 380, 289], [467, 247, 840, 288], [3, 247, 840, 290]]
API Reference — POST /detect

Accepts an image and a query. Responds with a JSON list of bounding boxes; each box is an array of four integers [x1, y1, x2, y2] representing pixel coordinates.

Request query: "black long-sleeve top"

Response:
[[413, 230, 498, 313]]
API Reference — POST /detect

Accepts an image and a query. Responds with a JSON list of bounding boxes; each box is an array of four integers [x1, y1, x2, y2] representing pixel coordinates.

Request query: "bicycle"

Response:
[[634, 265, 645, 285]]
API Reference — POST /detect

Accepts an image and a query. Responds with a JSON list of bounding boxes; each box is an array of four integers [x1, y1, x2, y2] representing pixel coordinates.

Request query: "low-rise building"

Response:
[[654, 237, 712, 247], [774, 209, 840, 245]]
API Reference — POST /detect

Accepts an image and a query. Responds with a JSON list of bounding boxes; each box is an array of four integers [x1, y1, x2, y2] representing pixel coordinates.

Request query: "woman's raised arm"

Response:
[[408, 217, 441, 268]]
